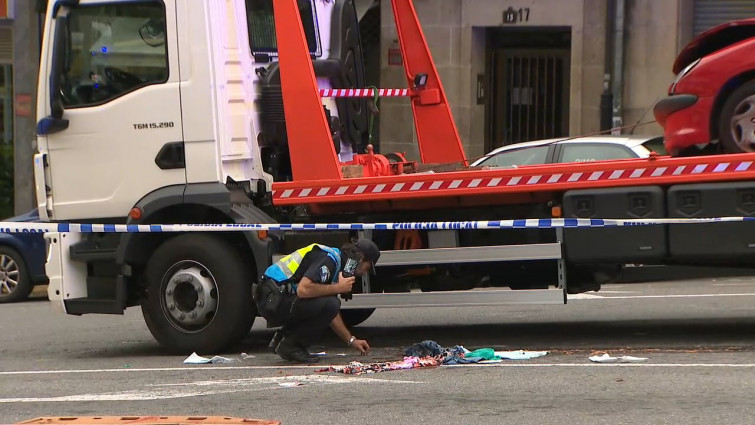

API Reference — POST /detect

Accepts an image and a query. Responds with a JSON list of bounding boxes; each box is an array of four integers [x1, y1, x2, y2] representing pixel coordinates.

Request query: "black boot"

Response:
[[267, 330, 284, 352], [275, 337, 320, 363]]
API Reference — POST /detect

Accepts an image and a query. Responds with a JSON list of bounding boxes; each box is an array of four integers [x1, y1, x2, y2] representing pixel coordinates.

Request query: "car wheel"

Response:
[[0, 246, 33, 303], [141, 234, 256, 353], [719, 81, 755, 153]]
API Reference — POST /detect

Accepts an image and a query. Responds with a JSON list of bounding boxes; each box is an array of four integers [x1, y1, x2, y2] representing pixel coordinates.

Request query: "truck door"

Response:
[[38, 0, 184, 221]]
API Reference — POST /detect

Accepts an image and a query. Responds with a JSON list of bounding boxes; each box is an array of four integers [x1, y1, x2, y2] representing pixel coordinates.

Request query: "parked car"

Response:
[[472, 135, 666, 168], [0, 209, 48, 303], [654, 19, 755, 156]]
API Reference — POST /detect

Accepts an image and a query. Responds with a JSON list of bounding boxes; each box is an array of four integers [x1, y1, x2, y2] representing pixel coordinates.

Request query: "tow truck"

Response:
[[34, 0, 755, 352]]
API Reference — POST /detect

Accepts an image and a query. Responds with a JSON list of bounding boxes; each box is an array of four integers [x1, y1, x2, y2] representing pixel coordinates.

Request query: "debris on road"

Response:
[[589, 353, 648, 363], [183, 352, 234, 364], [279, 382, 304, 388], [404, 340, 548, 364], [320, 341, 551, 374], [496, 350, 549, 360], [241, 352, 256, 360], [317, 356, 440, 375], [477, 350, 549, 363]]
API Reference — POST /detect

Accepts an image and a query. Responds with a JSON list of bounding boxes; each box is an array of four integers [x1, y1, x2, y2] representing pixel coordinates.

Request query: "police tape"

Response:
[[0, 217, 754, 234]]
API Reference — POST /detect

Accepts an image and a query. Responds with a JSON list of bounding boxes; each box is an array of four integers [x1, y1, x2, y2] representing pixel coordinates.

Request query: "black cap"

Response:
[[355, 239, 381, 269]]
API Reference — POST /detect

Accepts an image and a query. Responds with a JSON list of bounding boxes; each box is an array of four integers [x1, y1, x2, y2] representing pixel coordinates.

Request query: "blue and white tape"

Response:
[[1, 217, 754, 234]]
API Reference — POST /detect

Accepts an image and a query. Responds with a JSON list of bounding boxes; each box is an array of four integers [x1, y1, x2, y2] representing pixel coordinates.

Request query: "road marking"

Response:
[[590, 290, 637, 294], [6, 355, 755, 380], [0, 375, 421, 403], [0, 365, 351, 376], [570, 292, 755, 300], [446, 363, 755, 368]]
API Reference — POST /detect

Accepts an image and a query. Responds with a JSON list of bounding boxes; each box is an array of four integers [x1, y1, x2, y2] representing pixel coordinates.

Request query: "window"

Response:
[[60, 2, 168, 108], [560, 144, 636, 163], [245, 0, 320, 56], [480, 145, 550, 167]]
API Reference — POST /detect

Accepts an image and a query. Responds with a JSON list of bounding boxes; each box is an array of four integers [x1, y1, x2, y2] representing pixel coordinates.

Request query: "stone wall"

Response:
[[379, 0, 687, 160]]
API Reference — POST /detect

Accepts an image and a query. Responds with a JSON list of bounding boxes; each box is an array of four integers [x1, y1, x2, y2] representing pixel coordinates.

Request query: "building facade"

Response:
[[1, 0, 41, 216], [377, 0, 755, 161]]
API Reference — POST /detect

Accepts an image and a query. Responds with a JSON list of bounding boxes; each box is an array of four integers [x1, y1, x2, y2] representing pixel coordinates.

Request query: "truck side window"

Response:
[[59, 2, 168, 108], [560, 144, 636, 163], [245, 0, 320, 56]]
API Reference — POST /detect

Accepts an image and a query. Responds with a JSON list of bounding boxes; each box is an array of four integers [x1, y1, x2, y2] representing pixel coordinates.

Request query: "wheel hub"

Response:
[[0, 254, 18, 294], [730, 95, 755, 152], [163, 266, 218, 328]]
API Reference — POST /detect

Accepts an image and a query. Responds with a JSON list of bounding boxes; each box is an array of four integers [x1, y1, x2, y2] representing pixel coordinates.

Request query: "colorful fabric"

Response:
[[317, 356, 440, 375], [465, 348, 501, 361]]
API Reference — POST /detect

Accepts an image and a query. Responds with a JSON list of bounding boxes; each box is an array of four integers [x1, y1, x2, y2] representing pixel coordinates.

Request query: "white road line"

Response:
[[0, 365, 345, 376], [446, 363, 755, 368], [591, 290, 637, 294], [0, 375, 420, 403], [6, 357, 755, 379], [570, 292, 755, 300]]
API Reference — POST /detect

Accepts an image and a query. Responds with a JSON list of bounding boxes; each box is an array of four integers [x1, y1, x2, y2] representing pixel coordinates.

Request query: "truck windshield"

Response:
[[245, 0, 320, 56]]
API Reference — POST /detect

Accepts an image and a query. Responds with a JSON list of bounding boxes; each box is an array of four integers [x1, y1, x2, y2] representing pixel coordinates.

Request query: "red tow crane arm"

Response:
[[272, 0, 466, 183]]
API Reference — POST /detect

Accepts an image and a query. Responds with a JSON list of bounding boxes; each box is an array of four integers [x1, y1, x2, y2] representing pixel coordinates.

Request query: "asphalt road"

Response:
[[3, 275, 755, 424]]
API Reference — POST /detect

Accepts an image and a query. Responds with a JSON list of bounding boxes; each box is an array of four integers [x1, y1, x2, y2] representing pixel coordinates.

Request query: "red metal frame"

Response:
[[273, 0, 341, 181], [390, 0, 467, 165], [273, 153, 755, 206], [274, 0, 466, 182]]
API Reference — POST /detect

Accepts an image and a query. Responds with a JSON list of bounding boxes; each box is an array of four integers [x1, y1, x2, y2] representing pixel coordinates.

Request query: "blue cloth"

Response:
[[404, 340, 444, 357]]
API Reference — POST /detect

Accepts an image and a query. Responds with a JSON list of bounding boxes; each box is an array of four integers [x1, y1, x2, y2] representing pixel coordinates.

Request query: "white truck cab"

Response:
[[36, 0, 368, 352]]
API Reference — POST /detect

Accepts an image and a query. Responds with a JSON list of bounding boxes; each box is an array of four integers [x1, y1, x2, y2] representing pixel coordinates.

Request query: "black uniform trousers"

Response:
[[255, 277, 341, 346]]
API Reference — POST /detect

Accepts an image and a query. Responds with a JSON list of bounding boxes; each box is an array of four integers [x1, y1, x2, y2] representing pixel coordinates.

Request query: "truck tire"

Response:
[[0, 246, 33, 303], [340, 308, 375, 327], [141, 234, 255, 353], [719, 80, 755, 153]]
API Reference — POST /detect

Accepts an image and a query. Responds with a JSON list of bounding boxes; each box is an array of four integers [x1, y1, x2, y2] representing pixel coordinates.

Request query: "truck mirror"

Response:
[[139, 19, 166, 47]]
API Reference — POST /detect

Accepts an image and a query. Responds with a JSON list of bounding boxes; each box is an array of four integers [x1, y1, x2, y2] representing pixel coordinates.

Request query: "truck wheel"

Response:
[[0, 246, 33, 303], [719, 81, 755, 153], [340, 308, 375, 327], [142, 234, 255, 353]]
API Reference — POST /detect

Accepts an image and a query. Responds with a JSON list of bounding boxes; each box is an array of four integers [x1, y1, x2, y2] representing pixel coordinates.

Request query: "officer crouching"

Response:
[[253, 239, 380, 363]]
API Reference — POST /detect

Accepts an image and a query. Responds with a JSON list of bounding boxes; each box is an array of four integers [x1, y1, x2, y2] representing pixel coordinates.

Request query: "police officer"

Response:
[[254, 239, 380, 363]]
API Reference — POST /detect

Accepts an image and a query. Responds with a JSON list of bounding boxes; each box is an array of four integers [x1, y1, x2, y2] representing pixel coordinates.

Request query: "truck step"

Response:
[[340, 288, 565, 309], [69, 239, 118, 262], [377, 243, 562, 266], [64, 298, 125, 315]]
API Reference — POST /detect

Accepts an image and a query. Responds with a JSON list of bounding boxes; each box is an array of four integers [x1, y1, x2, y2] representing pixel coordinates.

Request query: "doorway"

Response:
[[486, 27, 571, 151]]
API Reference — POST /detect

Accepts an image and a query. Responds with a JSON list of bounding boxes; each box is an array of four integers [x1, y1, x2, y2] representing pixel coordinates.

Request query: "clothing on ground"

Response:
[[317, 356, 440, 375]]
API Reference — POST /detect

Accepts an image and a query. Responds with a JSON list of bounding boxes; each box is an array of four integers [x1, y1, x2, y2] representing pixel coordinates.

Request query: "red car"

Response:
[[654, 19, 755, 156]]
